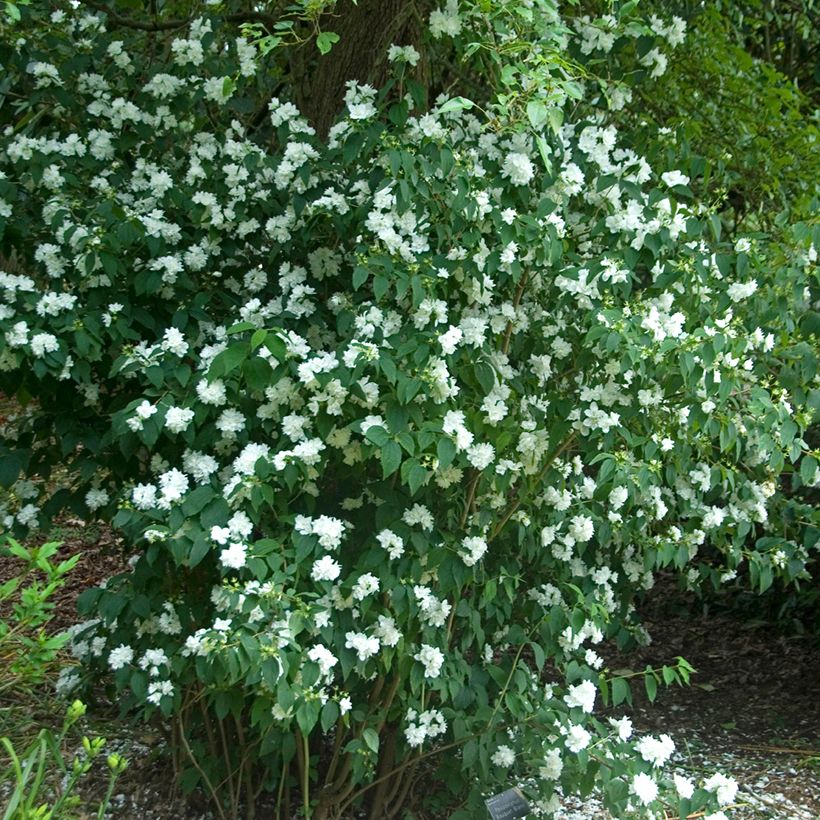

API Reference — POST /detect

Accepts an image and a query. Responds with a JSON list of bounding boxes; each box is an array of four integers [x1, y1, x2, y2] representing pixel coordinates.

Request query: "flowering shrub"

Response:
[[0, 1, 817, 818]]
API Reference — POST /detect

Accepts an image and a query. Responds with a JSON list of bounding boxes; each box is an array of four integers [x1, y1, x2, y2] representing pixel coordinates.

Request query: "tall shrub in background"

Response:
[[0, 1, 817, 817]]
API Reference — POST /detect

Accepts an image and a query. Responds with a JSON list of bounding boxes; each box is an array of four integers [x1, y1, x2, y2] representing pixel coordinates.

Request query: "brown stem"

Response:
[[336, 734, 477, 816], [177, 713, 228, 820], [323, 725, 348, 791], [384, 759, 419, 817], [367, 724, 399, 820], [217, 716, 238, 818], [501, 271, 529, 355], [234, 716, 256, 820], [459, 470, 481, 529]]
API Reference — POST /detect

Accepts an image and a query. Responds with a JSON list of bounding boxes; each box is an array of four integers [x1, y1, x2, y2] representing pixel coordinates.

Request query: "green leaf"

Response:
[[618, 0, 639, 18], [321, 700, 339, 732], [474, 362, 495, 394], [437, 437, 457, 470], [250, 329, 267, 351], [644, 672, 658, 702], [438, 96, 474, 114], [612, 677, 630, 706], [182, 486, 214, 517], [364, 426, 390, 447], [800, 455, 817, 485], [188, 538, 211, 568], [316, 31, 340, 55], [362, 727, 379, 753], [210, 344, 247, 377], [535, 135, 552, 174], [526, 100, 548, 130], [381, 441, 402, 478], [221, 77, 236, 98], [353, 266, 369, 289], [408, 463, 427, 495], [547, 107, 563, 134], [709, 213, 722, 243]]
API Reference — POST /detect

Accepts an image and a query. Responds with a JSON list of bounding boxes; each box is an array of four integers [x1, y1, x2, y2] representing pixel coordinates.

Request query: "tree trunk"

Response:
[[294, 0, 430, 138]]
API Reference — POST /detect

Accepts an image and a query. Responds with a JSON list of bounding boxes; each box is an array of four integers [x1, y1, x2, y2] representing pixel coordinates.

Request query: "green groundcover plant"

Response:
[[0, 1, 817, 817]]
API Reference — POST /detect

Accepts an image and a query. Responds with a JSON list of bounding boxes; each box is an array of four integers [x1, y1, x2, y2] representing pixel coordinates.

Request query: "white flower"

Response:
[[132, 483, 158, 510], [311, 555, 341, 582], [460, 536, 487, 567], [539, 748, 563, 780], [158, 468, 189, 506], [351, 573, 380, 600], [85, 488, 109, 511], [609, 486, 628, 509], [491, 744, 515, 767], [345, 631, 380, 661], [312, 516, 346, 549], [414, 644, 444, 678], [135, 400, 157, 420], [674, 774, 694, 799], [16, 504, 39, 527], [704, 773, 738, 805], [661, 170, 689, 187], [108, 644, 134, 670], [635, 733, 675, 767], [146, 680, 174, 705], [632, 772, 658, 806], [202, 75, 234, 104], [429, 0, 462, 38], [196, 379, 227, 406], [307, 645, 338, 676], [438, 325, 463, 354], [165, 406, 195, 433], [402, 504, 434, 531], [387, 44, 421, 66], [608, 716, 633, 741], [727, 280, 758, 301], [501, 151, 535, 186], [216, 408, 245, 436], [30, 333, 59, 357], [161, 327, 188, 356], [564, 680, 596, 714], [565, 724, 591, 753], [219, 542, 247, 569], [568, 514, 594, 543], [466, 443, 494, 470], [404, 708, 447, 748], [374, 615, 401, 647], [376, 529, 404, 559]]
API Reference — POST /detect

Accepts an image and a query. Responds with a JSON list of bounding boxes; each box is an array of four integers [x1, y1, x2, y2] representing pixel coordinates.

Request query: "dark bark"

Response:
[[294, 0, 430, 138]]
